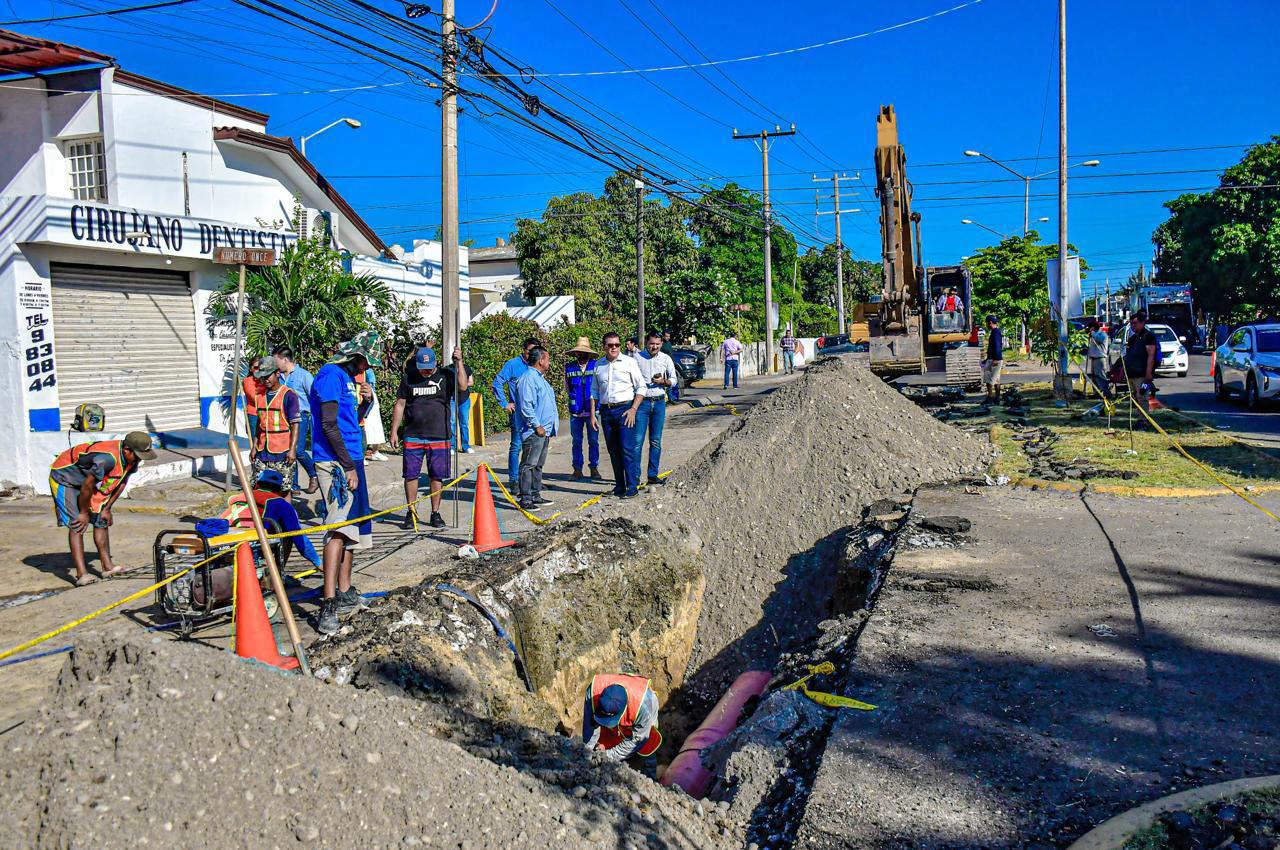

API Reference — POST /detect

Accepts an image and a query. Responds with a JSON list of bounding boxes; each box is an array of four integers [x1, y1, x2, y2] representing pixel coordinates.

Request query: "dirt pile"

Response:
[[0, 634, 735, 850], [655, 356, 989, 697]]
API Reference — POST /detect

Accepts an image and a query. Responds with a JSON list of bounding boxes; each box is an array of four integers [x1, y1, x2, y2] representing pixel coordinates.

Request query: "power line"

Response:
[[1, 0, 195, 25]]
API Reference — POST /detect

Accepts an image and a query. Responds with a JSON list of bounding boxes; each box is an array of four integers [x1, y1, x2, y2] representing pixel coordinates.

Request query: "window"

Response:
[[1257, 330, 1280, 353], [64, 137, 106, 201]]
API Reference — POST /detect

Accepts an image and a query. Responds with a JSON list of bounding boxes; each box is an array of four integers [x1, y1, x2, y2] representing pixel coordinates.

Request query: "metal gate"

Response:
[[51, 263, 201, 432]]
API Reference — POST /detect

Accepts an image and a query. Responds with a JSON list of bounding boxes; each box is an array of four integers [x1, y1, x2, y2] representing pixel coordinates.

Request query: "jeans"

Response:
[[633, 397, 666, 481], [451, 396, 471, 452], [782, 351, 795, 374], [600, 405, 639, 496], [570, 414, 599, 470], [518, 432, 551, 505], [724, 359, 739, 388], [292, 415, 318, 489], [507, 408, 523, 485]]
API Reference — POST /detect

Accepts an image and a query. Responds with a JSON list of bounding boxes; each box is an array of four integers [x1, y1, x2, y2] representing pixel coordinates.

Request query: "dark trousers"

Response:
[[600, 405, 638, 496], [518, 432, 551, 506]]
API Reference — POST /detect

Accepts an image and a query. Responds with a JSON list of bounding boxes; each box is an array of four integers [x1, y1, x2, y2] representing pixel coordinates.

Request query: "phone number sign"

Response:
[[18, 281, 57, 404]]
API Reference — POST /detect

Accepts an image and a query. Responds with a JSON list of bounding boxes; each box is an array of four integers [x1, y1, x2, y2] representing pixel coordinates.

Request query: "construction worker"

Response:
[[564, 336, 601, 481], [250, 359, 300, 498], [49, 431, 156, 586], [219, 469, 321, 571], [582, 673, 662, 777]]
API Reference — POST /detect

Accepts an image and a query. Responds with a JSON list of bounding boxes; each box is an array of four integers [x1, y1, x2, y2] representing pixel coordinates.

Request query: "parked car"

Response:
[[1214, 323, 1280, 409], [1121, 322, 1189, 377], [815, 334, 868, 356], [671, 346, 706, 385]]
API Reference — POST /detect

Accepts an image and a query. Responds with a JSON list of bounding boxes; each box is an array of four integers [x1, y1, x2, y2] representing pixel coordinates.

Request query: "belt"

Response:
[[601, 401, 631, 409], [643, 393, 667, 401]]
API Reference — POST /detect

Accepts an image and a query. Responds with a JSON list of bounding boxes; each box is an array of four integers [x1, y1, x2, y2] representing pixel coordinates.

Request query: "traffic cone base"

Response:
[[233, 542, 299, 670], [472, 466, 515, 552]]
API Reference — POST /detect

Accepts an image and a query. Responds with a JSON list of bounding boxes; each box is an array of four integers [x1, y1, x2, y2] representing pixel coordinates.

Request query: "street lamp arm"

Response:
[[966, 150, 1028, 180]]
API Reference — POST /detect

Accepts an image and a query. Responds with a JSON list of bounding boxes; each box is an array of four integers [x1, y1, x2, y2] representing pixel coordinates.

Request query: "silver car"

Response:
[[1214, 323, 1280, 409], [1121, 323, 1189, 378]]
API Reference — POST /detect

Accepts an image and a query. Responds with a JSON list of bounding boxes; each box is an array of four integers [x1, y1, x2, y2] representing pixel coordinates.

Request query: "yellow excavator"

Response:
[[866, 105, 982, 388]]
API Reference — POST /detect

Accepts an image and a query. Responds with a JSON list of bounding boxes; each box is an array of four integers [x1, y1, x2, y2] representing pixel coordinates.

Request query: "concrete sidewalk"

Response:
[[795, 484, 1280, 848]]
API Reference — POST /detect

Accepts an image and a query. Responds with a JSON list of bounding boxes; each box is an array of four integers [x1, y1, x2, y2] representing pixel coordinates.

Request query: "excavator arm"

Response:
[[870, 105, 925, 374]]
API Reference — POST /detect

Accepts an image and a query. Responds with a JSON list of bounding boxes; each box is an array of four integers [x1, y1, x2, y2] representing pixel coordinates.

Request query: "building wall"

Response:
[[353, 240, 472, 333]]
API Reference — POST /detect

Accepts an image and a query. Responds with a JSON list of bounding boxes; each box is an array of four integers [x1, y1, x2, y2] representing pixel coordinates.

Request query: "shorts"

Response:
[[403, 440, 452, 482], [50, 477, 108, 529], [982, 360, 1003, 385], [252, 455, 296, 484], [315, 461, 372, 549]]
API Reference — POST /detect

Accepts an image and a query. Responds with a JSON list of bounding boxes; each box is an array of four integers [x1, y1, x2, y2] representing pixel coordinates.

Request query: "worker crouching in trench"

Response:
[[583, 674, 662, 778]]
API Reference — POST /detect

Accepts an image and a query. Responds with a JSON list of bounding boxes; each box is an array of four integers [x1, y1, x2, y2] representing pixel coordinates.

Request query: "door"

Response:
[[51, 263, 201, 432], [1224, 328, 1249, 389]]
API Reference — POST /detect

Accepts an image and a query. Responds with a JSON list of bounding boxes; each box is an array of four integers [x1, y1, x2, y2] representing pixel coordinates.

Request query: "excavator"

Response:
[[866, 105, 982, 387]]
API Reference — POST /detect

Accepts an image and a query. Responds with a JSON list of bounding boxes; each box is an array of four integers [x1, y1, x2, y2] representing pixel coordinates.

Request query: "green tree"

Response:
[[798, 245, 879, 326], [1153, 137, 1280, 321], [206, 215, 392, 370]]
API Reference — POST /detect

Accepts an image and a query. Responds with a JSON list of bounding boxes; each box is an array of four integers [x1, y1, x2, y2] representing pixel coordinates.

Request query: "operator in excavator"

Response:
[[582, 673, 663, 778]]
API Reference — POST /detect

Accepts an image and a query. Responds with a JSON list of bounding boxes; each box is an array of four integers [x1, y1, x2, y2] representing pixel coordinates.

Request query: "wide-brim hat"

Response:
[[568, 336, 597, 356], [333, 329, 384, 368]]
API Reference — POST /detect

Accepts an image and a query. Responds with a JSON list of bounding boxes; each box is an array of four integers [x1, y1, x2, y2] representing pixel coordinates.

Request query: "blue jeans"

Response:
[[570, 414, 599, 470], [507, 408, 523, 485], [782, 351, 795, 374], [451, 396, 471, 452], [292, 414, 318, 489], [600, 405, 638, 496], [724, 359, 739, 388], [633, 397, 666, 481]]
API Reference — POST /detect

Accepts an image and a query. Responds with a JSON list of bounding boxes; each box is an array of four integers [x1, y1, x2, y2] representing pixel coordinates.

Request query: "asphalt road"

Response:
[[1156, 353, 1280, 449]]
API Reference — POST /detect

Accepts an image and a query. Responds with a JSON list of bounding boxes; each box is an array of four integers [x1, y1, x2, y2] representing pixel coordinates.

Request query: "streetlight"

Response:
[[963, 150, 1099, 234], [961, 218, 1010, 239], [300, 117, 362, 157]]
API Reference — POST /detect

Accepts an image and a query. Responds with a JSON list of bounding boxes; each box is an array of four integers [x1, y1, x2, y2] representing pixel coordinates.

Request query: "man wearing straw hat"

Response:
[[564, 336, 601, 481]]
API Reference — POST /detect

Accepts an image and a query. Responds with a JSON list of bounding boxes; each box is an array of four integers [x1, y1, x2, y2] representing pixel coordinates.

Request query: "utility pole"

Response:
[[733, 124, 794, 375], [1105, 277, 1111, 324], [1054, 0, 1070, 400], [635, 166, 645, 343], [813, 172, 861, 334], [440, 0, 461, 524]]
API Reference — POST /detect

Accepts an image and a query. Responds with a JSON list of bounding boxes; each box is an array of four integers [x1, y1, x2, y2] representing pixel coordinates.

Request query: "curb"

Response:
[[1066, 775, 1280, 850]]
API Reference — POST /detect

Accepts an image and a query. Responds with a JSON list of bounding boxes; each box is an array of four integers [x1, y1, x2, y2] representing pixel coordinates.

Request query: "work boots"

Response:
[[589, 466, 602, 480], [571, 467, 584, 480], [317, 598, 339, 635]]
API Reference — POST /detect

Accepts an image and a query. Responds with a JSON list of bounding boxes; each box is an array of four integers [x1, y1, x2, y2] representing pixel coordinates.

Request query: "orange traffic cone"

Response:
[[1210, 350, 1216, 378], [233, 542, 299, 670], [472, 466, 515, 552]]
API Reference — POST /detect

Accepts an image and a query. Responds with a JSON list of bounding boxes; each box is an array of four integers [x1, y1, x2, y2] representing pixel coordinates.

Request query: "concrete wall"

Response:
[[353, 239, 472, 332], [700, 338, 818, 384]]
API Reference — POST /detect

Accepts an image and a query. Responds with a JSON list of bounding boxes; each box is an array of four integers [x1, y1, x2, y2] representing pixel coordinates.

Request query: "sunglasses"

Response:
[[604, 342, 621, 348]]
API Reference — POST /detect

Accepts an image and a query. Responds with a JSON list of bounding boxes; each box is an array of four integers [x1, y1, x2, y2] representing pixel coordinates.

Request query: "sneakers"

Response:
[[316, 598, 340, 635], [429, 511, 446, 529], [520, 501, 543, 513], [571, 468, 584, 480], [464, 448, 475, 454], [589, 466, 602, 480], [336, 586, 365, 616], [368, 450, 389, 462], [646, 476, 664, 486], [536, 496, 554, 506], [405, 509, 421, 530]]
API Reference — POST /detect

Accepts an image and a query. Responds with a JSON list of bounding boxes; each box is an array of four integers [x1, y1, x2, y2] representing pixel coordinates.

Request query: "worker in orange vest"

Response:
[[218, 469, 321, 571], [583, 673, 662, 777], [251, 359, 301, 500], [49, 431, 156, 586]]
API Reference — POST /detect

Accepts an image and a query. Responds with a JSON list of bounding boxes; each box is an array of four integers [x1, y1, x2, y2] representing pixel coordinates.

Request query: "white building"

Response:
[[0, 30, 397, 491], [468, 237, 576, 329]]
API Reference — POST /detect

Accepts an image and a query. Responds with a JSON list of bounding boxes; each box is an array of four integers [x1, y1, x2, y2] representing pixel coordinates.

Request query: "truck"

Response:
[[865, 105, 981, 387], [1137, 284, 1196, 348]]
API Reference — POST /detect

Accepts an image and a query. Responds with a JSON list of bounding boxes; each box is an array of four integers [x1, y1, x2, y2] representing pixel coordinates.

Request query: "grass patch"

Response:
[[1121, 786, 1280, 850], [985, 386, 1280, 490]]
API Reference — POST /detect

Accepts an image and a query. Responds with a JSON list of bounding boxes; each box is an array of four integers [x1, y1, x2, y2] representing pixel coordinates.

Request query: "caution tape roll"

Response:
[[782, 661, 877, 711]]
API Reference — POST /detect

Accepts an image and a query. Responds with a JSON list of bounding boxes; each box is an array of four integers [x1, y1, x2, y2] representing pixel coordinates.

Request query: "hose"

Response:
[[434, 583, 534, 692]]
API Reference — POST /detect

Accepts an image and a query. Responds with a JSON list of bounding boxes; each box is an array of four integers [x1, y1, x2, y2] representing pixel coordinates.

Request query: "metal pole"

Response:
[[833, 172, 845, 334], [225, 262, 247, 491], [1055, 0, 1070, 400], [762, 136, 775, 375], [1023, 176, 1031, 236], [442, 0, 462, 527], [635, 166, 645, 342]]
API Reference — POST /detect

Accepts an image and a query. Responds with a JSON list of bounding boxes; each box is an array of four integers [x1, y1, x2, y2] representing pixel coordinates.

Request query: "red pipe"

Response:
[[661, 670, 772, 798]]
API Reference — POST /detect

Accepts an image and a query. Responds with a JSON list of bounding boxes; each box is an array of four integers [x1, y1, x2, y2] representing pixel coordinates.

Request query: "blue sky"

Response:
[[14, 0, 1280, 297]]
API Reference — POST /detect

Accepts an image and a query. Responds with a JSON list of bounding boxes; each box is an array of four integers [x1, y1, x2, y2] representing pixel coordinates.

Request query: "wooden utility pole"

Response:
[[635, 167, 645, 343], [441, 0, 462, 525], [813, 172, 860, 335], [1054, 0, 1070, 399], [733, 125, 794, 375]]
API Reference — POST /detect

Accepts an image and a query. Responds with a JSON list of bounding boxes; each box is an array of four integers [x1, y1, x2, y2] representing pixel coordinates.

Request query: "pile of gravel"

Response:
[[656, 357, 989, 696], [0, 634, 735, 850]]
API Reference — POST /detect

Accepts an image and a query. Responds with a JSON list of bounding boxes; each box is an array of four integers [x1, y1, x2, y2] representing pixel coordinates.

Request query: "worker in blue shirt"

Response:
[[491, 336, 539, 487], [218, 469, 321, 569], [563, 336, 600, 480]]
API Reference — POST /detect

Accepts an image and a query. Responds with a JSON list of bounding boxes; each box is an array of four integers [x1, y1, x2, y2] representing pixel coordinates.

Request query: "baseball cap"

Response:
[[415, 347, 438, 370], [254, 359, 279, 378], [256, 469, 284, 491], [124, 431, 157, 460], [593, 684, 628, 728]]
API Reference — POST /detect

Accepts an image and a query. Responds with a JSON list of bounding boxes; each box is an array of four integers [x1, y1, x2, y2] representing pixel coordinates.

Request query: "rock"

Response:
[[917, 516, 971, 535]]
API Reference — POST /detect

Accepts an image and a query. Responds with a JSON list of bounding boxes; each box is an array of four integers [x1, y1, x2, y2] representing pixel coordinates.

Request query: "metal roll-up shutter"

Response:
[[51, 263, 201, 432]]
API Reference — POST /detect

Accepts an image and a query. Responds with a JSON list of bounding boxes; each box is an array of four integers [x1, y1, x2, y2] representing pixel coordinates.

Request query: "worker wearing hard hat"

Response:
[[583, 674, 662, 777]]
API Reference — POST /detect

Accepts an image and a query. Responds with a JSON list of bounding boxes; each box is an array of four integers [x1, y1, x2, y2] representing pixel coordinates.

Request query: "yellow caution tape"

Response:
[[485, 464, 673, 522], [783, 661, 877, 711], [1128, 398, 1280, 524]]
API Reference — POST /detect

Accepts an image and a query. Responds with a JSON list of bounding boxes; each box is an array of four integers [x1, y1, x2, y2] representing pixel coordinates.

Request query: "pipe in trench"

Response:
[[661, 670, 772, 799]]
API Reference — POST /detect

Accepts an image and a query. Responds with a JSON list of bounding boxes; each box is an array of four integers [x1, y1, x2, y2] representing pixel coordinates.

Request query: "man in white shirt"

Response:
[[634, 331, 678, 485], [1084, 317, 1114, 399], [590, 331, 645, 497]]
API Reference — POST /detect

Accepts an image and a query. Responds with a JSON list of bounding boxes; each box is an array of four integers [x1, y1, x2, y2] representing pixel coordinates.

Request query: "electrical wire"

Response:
[[1, 0, 195, 25]]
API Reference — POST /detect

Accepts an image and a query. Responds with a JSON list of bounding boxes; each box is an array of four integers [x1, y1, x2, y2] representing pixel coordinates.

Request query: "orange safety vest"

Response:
[[590, 674, 662, 757], [50, 440, 135, 500], [256, 385, 296, 454], [220, 489, 281, 528]]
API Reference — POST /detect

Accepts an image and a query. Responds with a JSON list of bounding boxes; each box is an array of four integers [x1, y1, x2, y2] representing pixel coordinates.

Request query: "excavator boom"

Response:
[[869, 105, 925, 374]]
